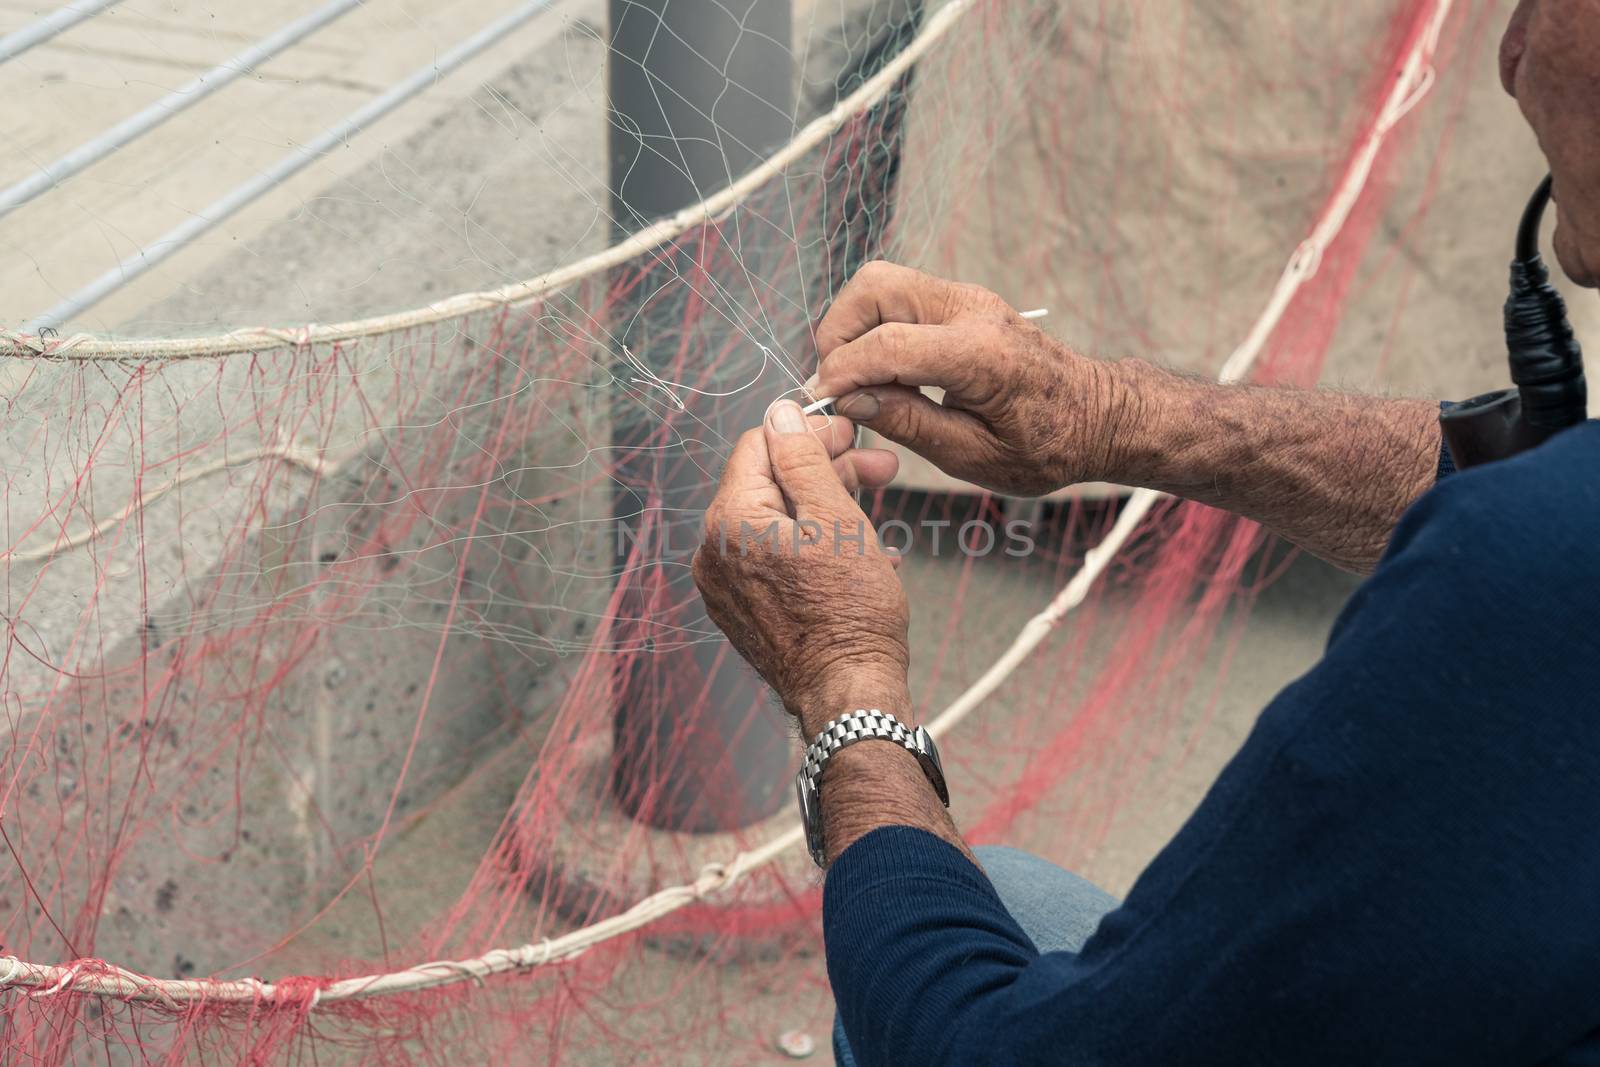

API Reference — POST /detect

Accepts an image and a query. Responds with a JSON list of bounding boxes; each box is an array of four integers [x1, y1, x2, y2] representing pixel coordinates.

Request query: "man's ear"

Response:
[[1500, 0, 1536, 96]]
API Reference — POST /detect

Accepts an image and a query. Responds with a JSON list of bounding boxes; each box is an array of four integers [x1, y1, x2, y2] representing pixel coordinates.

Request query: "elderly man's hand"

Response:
[[809, 260, 1133, 497], [692, 401, 909, 726]]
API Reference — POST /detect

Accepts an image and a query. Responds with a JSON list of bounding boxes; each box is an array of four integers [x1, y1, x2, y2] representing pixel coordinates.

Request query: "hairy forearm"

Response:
[[796, 681, 972, 868], [1104, 360, 1442, 573]]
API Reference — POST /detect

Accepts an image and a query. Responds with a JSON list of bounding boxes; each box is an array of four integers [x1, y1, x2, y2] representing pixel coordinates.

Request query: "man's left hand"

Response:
[[692, 400, 909, 730]]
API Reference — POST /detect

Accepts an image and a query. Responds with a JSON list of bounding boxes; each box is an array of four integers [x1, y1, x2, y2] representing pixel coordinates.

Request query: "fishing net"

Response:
[[0, 0, 1517, 1061]]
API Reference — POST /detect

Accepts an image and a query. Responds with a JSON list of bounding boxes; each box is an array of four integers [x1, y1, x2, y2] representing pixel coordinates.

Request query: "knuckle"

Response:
[[858, 259, 896, 283], [777, 438, 833, 479], [815, 316, 846, 353], [972, 318, 1007, 344], [822, 341, 860, 381], [889, 397, 928, 442], [965, 281, 1008, 310], [870, 321, 921, 367], [872, 321, 910, 359], [702, 500, 724, 537], [972, 323, 1014, 369]]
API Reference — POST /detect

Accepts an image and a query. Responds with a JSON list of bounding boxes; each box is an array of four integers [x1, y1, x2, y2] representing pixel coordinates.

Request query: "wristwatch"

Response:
[[795, 709, 949, 868]]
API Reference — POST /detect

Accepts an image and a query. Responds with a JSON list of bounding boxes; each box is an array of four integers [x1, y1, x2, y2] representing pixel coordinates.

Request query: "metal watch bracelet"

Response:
[[794, 709, 949, 868]]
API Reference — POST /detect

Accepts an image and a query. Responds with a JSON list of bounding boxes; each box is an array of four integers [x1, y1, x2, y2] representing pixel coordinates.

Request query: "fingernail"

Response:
[[766, 398, 808, 434], [802, 373, 821, 396], [837, 391, 879, 420]]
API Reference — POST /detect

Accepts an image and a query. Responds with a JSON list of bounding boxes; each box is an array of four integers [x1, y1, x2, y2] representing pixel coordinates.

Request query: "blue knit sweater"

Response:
[[825, 422, 1600, 1066]]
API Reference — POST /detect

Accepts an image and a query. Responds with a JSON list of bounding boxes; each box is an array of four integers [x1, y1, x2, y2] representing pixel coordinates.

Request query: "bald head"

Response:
[[1501, 0, 1600, 287]]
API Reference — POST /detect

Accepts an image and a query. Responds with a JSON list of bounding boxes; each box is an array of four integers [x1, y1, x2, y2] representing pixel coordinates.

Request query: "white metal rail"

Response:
[[0, 0, 120, 65], [0, 0, 366, 222]]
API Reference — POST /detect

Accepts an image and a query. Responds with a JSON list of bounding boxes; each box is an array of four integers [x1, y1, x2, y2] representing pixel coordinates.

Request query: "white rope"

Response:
[[0, 0, 979, 361], [0, 0, 1453, 1013], [2, 440, 330, 565], [29, 962, 82, 998]]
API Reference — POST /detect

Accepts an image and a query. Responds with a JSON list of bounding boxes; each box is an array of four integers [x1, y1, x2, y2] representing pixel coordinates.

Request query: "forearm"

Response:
[[1104, 360, 1442, 573], [796, 678, 972, 868]]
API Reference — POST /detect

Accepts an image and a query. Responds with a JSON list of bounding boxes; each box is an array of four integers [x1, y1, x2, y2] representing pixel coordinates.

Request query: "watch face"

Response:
[[914, 726, 942, 774], [913, 726, 950, 807], [795, 771, 825, 867]]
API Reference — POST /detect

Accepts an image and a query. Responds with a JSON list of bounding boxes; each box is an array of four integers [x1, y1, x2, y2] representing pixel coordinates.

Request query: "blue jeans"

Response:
[[831, 846, 1120, 1067]]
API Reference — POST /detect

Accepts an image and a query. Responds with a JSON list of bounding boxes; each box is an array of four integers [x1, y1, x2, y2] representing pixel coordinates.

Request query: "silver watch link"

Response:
[[794, 709, 949, 868]]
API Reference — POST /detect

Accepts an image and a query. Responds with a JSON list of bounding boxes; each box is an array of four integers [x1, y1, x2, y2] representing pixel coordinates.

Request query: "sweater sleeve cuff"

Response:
[[823, 825, 1000, 913], [824, 827, 1038, 1066]]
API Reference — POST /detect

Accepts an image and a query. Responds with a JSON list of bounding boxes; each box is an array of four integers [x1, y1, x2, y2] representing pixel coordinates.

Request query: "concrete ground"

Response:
[[4, 0, 1596, 1062]]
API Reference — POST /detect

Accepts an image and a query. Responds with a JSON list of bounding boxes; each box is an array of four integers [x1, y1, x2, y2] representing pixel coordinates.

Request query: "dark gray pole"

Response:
[[607, 0, 795, 831]]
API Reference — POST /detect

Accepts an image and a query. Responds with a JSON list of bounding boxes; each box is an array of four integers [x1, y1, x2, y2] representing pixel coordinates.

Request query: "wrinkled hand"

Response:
[[692, 401, 909, 725], [809, 261, 1132, 497]]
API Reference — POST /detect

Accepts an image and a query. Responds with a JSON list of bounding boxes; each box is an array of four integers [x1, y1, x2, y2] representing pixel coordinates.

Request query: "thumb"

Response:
[[763, 399, 859, 521]]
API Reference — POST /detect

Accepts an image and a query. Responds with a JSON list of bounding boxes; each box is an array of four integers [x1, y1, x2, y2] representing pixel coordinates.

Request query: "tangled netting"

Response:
[[0, 0, 1506, 1060]]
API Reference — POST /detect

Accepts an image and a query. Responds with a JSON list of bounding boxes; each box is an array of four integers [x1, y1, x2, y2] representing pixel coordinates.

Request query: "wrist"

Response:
[[1091, 357, 1207, 490], [788, 666, 912, 738], [1043, 352, 1182, 489]]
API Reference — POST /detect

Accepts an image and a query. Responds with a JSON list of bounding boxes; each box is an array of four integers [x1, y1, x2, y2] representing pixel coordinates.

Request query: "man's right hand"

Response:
[[811, 260, 1445, 574], [809, 261, 1135, 498]]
